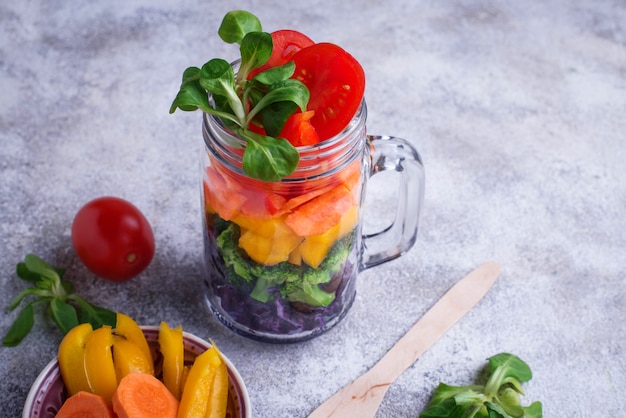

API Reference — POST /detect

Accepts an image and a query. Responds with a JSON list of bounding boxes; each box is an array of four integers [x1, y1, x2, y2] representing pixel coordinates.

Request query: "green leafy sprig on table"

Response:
[[420, 353, 542, 418], [2, 254, 116, 347], [169, 10, 309, 182]]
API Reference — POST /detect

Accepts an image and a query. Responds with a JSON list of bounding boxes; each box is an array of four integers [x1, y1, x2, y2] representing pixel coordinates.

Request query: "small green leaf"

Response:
[[252, 61, 296, 85], [7, 287, 42, 311], [454, 390, 487, 407], [258, 101, 298, 137], [199, 59, 236, 96], [181, 65, 201, 84], [522, 401, 543, 418], [71, 296, 117, 329], [239, 31, 272, 76], [488, 353, 533, 383], [169, 68, 211, 114], [484, 353, 533, 399], [427, 383, 480, 408], [50, 299, 79, 334], [419, 397, 466, 418], [242, 132, 299, 181], [24, 254, 59, 281], [2, 304, 35, 347], [247, 79, 309, 122], [218, 10, 262, 44], [199, 59, 246, 123], [16, 262, 40, 283], [484, 402, 507, 418]]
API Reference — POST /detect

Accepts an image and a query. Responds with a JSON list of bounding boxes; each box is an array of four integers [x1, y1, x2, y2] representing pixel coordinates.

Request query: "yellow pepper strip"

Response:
[[206, 345, 229, 418], [181, 365, 191, 394], [112, 335, 154, 383], [298, 205, 358, 268], [114, 312, 153, 373], [84, 325, 117, 402], [177, 344, 225, 418], [159, 321, 185, 400], [58, 322, 93, 396], [239, 228, 303, 265]]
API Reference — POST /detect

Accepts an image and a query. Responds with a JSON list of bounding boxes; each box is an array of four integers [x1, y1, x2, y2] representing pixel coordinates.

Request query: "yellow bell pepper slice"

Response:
[[112, 335, 154, 383], [114, 312, 153, 371], [287, 245, 303, 266], [239, 228, 303, 265], [159, 321, 185, 400], [58, 322, 93, 396], [232, 215, 292, 238], [177, 344, 228, 418], [84, 325, 117, 402], [206, 349, 229, 418], [299, 205, 358, 268]]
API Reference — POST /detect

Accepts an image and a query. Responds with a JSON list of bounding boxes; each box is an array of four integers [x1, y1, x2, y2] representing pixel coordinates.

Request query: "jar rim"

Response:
[[201, 61, 367, 184], [203, 100, 366, 184]]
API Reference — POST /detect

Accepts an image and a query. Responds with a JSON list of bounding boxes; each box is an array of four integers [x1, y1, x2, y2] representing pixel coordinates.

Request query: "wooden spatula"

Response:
[[307, 261, 501, 418]]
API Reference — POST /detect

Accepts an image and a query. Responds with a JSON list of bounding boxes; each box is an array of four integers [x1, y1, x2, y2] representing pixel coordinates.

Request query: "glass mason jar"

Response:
[[201, 100, 424, 343]]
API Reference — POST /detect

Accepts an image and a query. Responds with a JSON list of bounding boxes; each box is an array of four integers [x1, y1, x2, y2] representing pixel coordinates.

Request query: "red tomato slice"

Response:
[[291, 43, 365, 141], [249, 29, 315, 79]]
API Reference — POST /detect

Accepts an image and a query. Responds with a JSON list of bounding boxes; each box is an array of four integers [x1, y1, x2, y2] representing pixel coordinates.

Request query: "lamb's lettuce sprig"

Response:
[[170, 10, 309, 182], [2, 254, 116, 347], [420, 353, 542, 418]]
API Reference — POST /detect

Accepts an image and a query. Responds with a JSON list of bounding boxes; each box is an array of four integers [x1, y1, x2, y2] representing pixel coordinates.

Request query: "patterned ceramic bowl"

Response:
[[22, 326, 251, 418]]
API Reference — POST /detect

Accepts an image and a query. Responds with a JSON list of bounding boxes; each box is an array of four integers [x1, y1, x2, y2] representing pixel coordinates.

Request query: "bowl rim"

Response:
[[22, 325, 251, 418]]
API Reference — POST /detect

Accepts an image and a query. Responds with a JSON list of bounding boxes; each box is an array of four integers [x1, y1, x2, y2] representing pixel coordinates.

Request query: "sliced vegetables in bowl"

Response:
[[22, 324, 250, 418]]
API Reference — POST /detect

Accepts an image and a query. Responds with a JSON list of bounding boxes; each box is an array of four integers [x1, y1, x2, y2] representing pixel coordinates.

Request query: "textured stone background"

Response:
[[1, 1, 625, 417]]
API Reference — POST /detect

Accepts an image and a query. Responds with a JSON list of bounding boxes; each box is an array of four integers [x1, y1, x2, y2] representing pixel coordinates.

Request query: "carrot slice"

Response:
[[279, 183, 337, 214], [285, 183, 355, 236], [56, 391, 114, 418], [112, 372, 178, 418]]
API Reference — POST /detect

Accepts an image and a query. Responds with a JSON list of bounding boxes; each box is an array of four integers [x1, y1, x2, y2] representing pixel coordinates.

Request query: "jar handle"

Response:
[[360, 135, 425, 271]]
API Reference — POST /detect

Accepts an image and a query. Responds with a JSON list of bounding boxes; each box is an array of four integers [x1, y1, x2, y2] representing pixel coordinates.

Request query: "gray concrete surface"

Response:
[[1, 1, 625, 417]]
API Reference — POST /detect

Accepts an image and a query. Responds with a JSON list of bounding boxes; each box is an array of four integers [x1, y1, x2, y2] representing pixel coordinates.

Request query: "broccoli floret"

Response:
[[281, 235, 353, 307], [215, 221, 354, 307], [249, 262, 300, 303], [281, 280, 336, 307], [317, 234, 352, 277], [216, 223, 303, 302], [216, 223, 257, 282]]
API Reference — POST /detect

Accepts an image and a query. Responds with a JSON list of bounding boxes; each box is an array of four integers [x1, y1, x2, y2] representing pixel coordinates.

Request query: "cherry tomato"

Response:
[[291, 42, 366, 141], [248, 29, 315, 79], [71, 197, 155, 282]]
